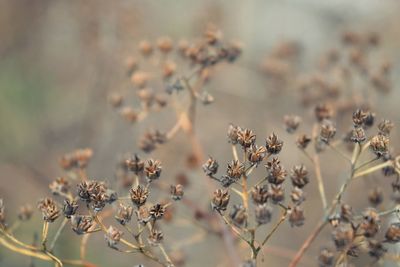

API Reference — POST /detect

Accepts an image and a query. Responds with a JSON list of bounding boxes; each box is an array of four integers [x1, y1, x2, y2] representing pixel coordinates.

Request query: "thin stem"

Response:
[[353, 160, 393, 179], [217, 211, 249, 245], [49, 218, 68, 251], [258, 209, 288, 249], [158, 244, 174, 266], [354, 157, 380, 172], [41, 221, 49, 250], [328, 143, 351, 162], [288, 220, 328, 267], [232, 145, 239, 161], [313, 154, 328, 210]]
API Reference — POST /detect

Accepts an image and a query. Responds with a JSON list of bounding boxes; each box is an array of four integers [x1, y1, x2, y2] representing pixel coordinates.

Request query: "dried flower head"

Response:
[[247, 145, 267, 164], [284, 115, 302, 133], [296, 134, 312, 149], [226, 160, 245, 180], [315, 103, 333, 122], [266, 160, 287, 185], [289, 206, 305, 227], [255, 204, 273, 225], [77, 180, 109, 211], [350, 127, 366, 143], [170, 184, 184, 200], [211, 189, 230, 211], [370, 134, 389, 157], [318, 247, 334, 267], [368, 239, 387, 259], [332, 223, 355, 249], [108, 93, 124, 108], [385, 222, 400, 243], [150, 204, 166, 220], [105, 226, 123, 248], [368, 187, 383, 206], [202, 157, 219, 176], [227, 124, 241, 144], [136, 206, 151, 225], [38, 198, 60, 222], [130, 185, 149, 207], [319, 120, 336, 143], [237, 128, 256, 149], [265, 133, 283, 154], [63, 199, 78, 218], [17, 204, 33, 221], [290, 164, 309, 188], [145, 159, 162, 181], [378, 119, 394, 136], [352, 109, 367, 126], [148, 229, 164, 246], [340, 204, 353, 223], [360, 208, 380, 237], [270, 184, 285, 203], [115, 203, 133, 225], [229, 204, 247, 227], [49, 177, 70, 195], [251, 185, 269, 205], [157, 37, 173, 53], [71, 215, 93, 235], [125, 154, 144, 174], [291, 187, 305, 205], [138, 40, 153, 56]]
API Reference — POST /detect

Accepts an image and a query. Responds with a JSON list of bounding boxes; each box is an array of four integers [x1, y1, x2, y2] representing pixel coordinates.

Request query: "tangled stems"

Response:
[[289, 144, 400, 267]]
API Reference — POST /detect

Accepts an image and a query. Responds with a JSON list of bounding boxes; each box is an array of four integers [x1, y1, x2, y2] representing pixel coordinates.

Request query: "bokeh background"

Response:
[[1, 0, 400, 266]]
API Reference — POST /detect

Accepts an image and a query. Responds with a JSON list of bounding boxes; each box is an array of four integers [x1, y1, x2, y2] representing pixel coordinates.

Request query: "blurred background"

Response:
[[1, 0, 400, 266]]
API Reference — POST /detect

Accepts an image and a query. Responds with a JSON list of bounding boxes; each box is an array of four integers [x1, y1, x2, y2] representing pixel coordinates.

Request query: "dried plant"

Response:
[[2, 27, 400, 267]]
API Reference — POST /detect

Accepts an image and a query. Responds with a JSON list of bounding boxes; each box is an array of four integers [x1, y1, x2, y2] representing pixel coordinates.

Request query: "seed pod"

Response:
[[237, 128, 256, 149], [291, 187, 305, 205], [318, 247, 334, 267], [149, 204, 166, 220], [229, 204, 247, 227], [319, 120, 336, 143], [71, 215, 93, 235], [170, 184, 184, 200], [148, 229, 164, 246], [138, 40, 153, 56], [227, 124, 241, 144], [251, 185, 269, 205], [63, 199, 78, 218], [145, 159, 162, 181], [49, 177, 70, 195], [368, 187, 383, 206], [378, 119, 394, 136], [296, 134, 312, 149], [385, 223, 400, 243], [360, 208, 380, 237], [248, 145, 267, 164], [125, 154, 144, 174], [38, 198, 60, 223], [17, 204, 33, 221], [350, 127, 366, 143], [290, 164, 309, 188], [211, 189, 230, 211], [284, 115, 301, 133], [202, 157, 219, 176], [332, 223, 355, 249], [289, 206, 305, 227], [255, 204, 273, 225], [315, 103, 333, 122], [352, 109, 367, 126], [115, 204, 133, 225], [368, 239, 387, 259], [130, 185, 149, 207], [265, 133, 283, 154], [370, 134, 389, 157], [226, 160, 244, 180], [136, 206, 151, 225], [270, 184, 285, 203], [105, 226, 123, 248]]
